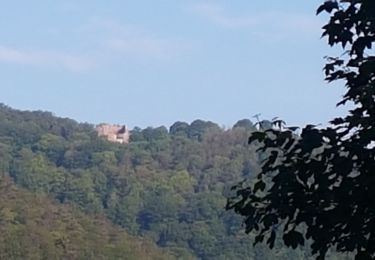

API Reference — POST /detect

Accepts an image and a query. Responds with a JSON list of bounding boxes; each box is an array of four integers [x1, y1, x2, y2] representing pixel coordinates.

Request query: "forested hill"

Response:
[[0, 105, 348, 259], [0, 177, 172, 260]]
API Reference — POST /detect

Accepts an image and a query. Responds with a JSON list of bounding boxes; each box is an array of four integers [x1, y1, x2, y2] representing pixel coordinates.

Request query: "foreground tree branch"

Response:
[[227, 1, 375, 259]]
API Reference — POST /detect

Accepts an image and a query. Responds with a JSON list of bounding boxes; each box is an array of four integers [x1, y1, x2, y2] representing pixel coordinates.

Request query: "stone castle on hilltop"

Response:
[[95, 124, 130, 144]]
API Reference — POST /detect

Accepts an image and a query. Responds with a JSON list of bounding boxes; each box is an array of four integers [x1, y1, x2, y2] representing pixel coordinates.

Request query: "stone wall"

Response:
[[96, 124, 130, 144]]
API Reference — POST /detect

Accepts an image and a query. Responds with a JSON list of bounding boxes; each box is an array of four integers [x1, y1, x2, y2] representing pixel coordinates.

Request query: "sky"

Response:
[[0, 0, 348, 129]]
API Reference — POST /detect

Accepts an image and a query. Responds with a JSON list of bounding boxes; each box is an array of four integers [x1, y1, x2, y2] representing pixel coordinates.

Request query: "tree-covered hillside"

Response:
[[0, 176, 172, 260], [0, 105, 349, 259]]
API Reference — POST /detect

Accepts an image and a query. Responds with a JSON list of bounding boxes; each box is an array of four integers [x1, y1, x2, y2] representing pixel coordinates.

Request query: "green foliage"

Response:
[[188, 120, 221, 141], [233, 119, 255, 130], [0, 105, 351, 259], [228, 1, 375, 259], [0, 177, 172, 260], [169, 121, 190, 137]]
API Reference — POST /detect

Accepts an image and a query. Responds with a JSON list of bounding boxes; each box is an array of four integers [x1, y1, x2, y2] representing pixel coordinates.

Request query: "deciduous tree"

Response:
[[228, 1, 375, 259]]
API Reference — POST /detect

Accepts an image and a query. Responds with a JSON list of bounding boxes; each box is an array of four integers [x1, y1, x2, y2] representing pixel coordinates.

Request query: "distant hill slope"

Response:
[[0, 177, 173, 260], [0, 104, 350, 259]]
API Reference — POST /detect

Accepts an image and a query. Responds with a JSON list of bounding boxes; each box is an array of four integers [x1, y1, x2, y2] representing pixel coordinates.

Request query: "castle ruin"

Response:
[[96, 124, 130, 144]]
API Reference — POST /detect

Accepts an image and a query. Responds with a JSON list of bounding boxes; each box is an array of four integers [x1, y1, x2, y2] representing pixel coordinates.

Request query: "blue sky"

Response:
[[0, 0, 347, 128]]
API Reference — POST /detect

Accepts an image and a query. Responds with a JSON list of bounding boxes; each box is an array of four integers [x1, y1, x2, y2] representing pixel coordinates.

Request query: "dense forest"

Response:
[[0, 104, 350, 259], [0, 177, 171, 260]]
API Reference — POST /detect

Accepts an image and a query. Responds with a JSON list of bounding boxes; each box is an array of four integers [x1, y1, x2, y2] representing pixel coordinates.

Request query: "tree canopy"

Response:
[[228, 1, 375, 259], [0, 177, 172, 260], [3, 106, 330, 259]]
